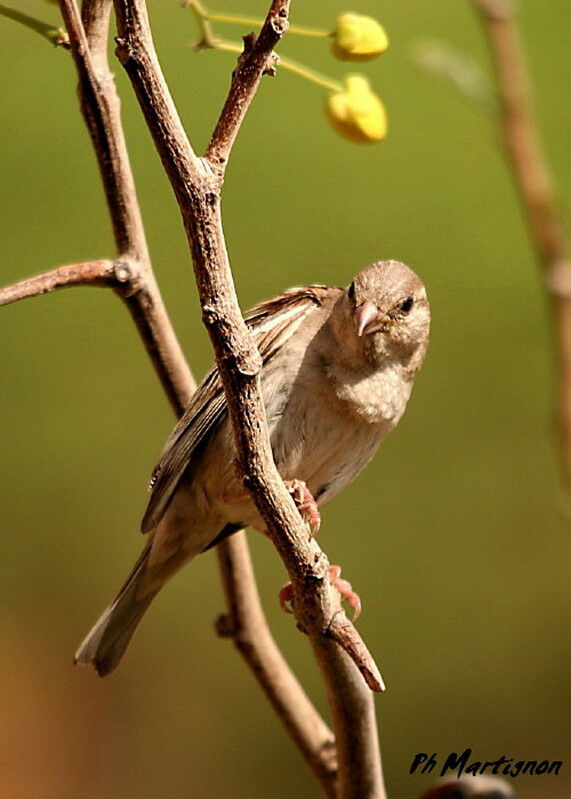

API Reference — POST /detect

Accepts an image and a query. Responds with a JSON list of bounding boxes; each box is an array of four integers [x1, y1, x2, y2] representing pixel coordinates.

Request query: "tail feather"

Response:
[[74, 543, 158, 677]]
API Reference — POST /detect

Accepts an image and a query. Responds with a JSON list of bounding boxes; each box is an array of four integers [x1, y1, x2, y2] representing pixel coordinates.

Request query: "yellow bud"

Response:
[[326, 75, 388, 144], [332, 13, 389, 62]]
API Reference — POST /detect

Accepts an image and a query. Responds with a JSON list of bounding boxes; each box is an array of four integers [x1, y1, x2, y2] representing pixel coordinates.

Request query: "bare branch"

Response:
[[216, 531, 338, 795], [113, 0, 383, 687], [113, 0, 206, 193], [472, 0, 568, 266], [50, 0, 339, 787], [0, 259, 115, 308], [471, 0, 571, 487], [59, 0, 195, 413], [112, 0, 386, 794], [311, 636, 385, 798], [327, 614, 384, 693], [205, 7, 289, 169], [3, 0, 386, 790]]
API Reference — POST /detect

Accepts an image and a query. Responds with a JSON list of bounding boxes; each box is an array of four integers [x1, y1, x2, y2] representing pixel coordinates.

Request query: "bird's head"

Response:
[[344, 260, 430, 367]]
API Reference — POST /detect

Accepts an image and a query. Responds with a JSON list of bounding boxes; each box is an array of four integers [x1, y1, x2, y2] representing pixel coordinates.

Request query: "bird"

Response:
[[75, 260, 430, 676]]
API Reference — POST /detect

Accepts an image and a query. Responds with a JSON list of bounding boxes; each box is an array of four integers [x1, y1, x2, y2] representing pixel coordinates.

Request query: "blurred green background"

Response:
[[1, 1, 570, 797]]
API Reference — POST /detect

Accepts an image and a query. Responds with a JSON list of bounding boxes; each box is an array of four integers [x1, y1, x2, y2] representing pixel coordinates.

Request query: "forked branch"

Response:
[[3, 0, 387, 794], [60, 0, 195, 413], [112, 0, 383, 689], [112, 0, 386, 794], [3, 0, 339, 792]]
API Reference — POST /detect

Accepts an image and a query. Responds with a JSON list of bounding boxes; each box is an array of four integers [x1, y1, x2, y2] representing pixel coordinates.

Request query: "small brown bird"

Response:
[[75, 260, 430, 676]]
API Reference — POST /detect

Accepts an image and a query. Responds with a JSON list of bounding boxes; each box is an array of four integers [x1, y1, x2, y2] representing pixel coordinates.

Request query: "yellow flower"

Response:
[[332, 13, 389, 62], [326, 75, 388, 144]]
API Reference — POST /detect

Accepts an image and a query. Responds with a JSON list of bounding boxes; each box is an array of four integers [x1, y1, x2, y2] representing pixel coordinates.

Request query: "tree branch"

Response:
[[472, 0, 571, 487], [0, 0, 339, 788], [59, 0, 195, 413], [4, 0, 386, 793], [112, 0, 386, 795], [112, 0, 383, 692], [39, 1, 340, 792], [216, 531, 338, 794], [205, 8, 288, 168], [0, 259, 115, 307]]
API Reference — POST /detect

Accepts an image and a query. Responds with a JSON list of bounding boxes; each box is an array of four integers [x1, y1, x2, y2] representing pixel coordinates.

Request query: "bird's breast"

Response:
[[264, 361, 405, 507], [332, 362, 413, 425]]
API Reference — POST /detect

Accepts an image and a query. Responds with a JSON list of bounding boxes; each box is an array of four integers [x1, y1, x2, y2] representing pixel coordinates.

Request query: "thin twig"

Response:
[[112, 0, 386, 795], [0, 259, 116, 307], [472, 0, 571, 487], [205, 3, 289, 167]]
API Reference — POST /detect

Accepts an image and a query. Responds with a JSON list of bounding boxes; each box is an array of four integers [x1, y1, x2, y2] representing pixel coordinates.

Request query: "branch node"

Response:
[[269, 14, 289, 37], [312, 550, 329, 579], [113, 259, 136, 283], [215, 613, 236, 637], [114, 35, 133, 66], [242, 32, 256, 54], [264, 52, 280, 77], [227, 342, 263, 376], [236, 354, 263, 377], [56, 28, 71, 48]]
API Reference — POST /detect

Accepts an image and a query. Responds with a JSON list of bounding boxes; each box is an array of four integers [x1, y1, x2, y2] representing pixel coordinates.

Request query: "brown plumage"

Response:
[[75, 260, 430, 676]]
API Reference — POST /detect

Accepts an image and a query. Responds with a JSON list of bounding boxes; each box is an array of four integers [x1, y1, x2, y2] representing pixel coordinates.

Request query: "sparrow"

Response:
[[75, 260, 430, 676]]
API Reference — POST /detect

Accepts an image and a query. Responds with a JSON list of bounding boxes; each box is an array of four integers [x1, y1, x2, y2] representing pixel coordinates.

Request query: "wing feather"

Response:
[[140, 285, 334, 533]]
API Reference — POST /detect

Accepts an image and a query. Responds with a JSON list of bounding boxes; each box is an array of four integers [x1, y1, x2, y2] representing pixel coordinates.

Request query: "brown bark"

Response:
[[472, 0, 571, 489]]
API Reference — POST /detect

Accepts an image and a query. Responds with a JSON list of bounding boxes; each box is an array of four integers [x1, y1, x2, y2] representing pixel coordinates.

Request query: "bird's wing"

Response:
[[140, 285, 335, 533]]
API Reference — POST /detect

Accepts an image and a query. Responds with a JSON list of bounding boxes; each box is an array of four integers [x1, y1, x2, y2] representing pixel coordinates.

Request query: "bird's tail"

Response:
[[74, 543, 159, 677]]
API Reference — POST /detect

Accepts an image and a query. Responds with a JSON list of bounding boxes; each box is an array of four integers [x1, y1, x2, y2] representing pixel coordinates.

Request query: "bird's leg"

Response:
[[284, 479, 321, 536], [224, 480, 321, 536], [327, 565, 362, 620], [223, 480, 320, 535], [223, 479, 320, 535], [279, 564, 362, 620]]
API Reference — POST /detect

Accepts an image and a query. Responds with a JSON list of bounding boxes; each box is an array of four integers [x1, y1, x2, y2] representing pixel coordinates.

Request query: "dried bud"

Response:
[[326, 75, 388, 144], [332, 13, 389, 62]]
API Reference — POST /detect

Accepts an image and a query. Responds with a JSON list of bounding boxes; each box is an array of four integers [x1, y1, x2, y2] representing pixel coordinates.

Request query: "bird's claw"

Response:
[[278, 565, 362, 620], [328, 565, 362, 620], [278, 582, 295, 615], [284, 479, 321, 536]]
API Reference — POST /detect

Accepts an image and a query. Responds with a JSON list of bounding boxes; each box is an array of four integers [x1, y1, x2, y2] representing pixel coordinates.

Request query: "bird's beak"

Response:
[[355, 301, 390, 336]]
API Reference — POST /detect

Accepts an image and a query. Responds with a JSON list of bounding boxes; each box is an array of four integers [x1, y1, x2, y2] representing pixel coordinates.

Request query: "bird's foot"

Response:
[[278, 582, 295, 615], [279, 565, 362, 620], [284, 479, 321, 536], [328, 565, 362, 620]]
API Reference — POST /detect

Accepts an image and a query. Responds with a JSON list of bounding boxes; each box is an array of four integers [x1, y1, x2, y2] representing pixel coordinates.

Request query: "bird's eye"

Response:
[[348, 281, 356, 302], [399, 297, 414, 314]]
